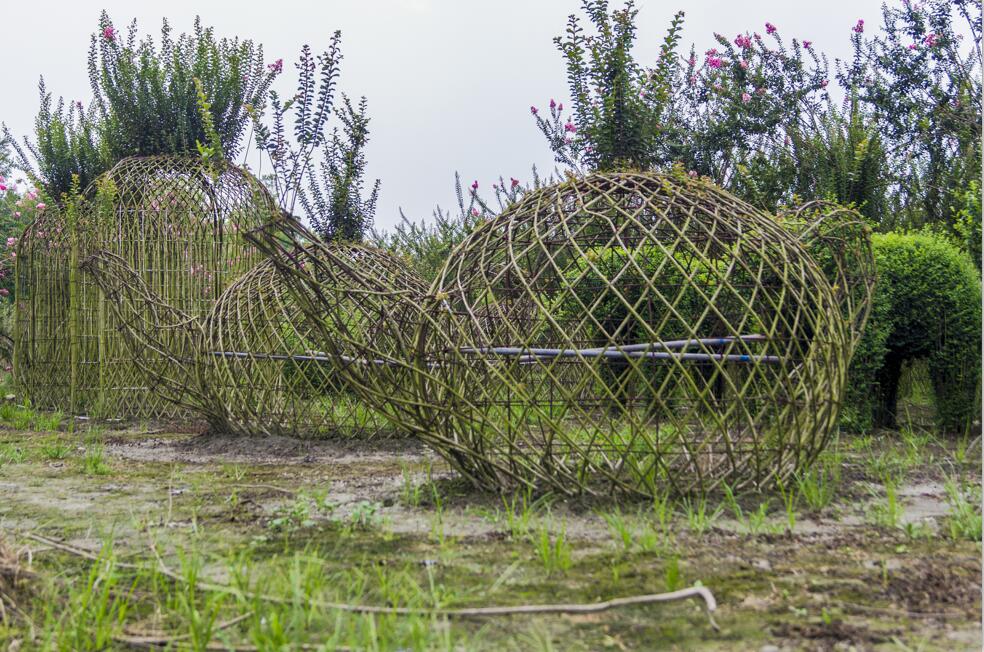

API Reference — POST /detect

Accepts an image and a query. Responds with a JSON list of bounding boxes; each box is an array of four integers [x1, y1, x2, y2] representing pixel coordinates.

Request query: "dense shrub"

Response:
[[844, 232, 981, 433], [4, 13, 277, 201]]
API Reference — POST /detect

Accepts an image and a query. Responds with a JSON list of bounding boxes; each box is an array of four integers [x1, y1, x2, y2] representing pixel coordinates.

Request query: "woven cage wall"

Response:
[[243, 216, 435, 435], [199, 250, 394, 438], [380, 171, 854, 497], [14, 155, 277, 420]]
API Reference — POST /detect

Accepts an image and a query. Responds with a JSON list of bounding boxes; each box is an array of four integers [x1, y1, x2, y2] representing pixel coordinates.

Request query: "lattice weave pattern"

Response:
[[14, 156, 275, 419], [337, 172, 854, 497]]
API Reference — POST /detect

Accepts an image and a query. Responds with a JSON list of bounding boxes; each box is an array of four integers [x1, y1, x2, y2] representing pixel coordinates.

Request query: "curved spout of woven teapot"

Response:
[[79, 250, 210, 412], [781, 201, 876, 356]]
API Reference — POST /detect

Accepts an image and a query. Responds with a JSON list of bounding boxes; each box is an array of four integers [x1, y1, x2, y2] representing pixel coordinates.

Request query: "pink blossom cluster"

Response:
[[102, 26, 115, 41], [267, 58, 283, 74], [734, 34, 753, 49], [853, 19, 864, 34], [765, 22, 777, 35]]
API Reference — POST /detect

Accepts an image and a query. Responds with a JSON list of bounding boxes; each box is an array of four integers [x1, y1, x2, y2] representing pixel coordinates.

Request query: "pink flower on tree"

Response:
[[739, 60, 749, 70], [820, 79, 829, 89], [564, 121, 577, 133], [707, 57, 723, 69], [510, 177, 520, 188], [471, 180, 478, 191], [803, 40, 812, 49], [0, 289, 8, 297], [549, 98, 556, 109], [6, 238, 16, 248], [36, 202, 46, 211], [734, 34, 752, 49], [923, 33, 938, 47], [13, 212, 20, 218], [853, 19, 864, 33], [765, 22, 777, 35], [267, 58, 284, 74], [688, 170, 698, 179], [471, 208, 480, 217], [530, 106, 538, 115], [908, 43, 918, 50], [0, 185, 6, 192], [741, 92, 752, 104], [102, 26, 115, 40]]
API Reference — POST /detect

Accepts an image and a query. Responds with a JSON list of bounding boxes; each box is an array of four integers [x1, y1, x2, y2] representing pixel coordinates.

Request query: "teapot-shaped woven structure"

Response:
[[14, 155, 276, 419], [405, 171, 852, 497]]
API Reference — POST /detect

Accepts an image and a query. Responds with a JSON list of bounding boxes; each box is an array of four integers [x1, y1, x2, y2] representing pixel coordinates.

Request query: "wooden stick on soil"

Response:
[[22, 531, 719, 625]]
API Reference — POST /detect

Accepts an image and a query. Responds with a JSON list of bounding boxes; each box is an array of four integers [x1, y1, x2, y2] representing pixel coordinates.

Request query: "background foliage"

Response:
[[844, 233, 981, 433], [4, 13, 277, 201]]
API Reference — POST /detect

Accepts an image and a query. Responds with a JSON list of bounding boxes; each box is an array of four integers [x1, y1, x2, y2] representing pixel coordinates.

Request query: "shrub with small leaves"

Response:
[[845, 232, 981, 433], [4, 13, 278, 202]]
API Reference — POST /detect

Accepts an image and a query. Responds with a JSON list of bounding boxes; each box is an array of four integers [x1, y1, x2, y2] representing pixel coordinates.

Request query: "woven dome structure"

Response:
[[393, 171, 852, 497], [14, 155, 276, 419], [199, 250, 392, 437]]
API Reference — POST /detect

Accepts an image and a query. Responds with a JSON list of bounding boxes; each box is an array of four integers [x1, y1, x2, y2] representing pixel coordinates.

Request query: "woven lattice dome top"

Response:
[[400, 171, 851, 496]]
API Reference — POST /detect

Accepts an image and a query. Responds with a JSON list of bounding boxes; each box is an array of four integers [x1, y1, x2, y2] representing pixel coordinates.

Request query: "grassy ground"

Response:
[[0, 401, 979, 650]]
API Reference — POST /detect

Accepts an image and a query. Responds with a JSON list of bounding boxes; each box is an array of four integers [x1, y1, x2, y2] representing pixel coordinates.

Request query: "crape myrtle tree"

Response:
[[534, 0, 982, 246], [250, 35, 380, 243], [534, 2, 847, 194], [3, 13, 278, 202], [837, 0, 982, 231]]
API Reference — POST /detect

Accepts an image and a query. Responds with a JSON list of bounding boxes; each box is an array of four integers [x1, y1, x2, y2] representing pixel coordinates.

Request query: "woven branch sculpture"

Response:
[[276, 171, 852, 498], [779, 200, 876, 353], [243, 215, 436, 435], [80, 238, 417, 438], [417, 172, 855, 496], [14, 155, 274, 419]]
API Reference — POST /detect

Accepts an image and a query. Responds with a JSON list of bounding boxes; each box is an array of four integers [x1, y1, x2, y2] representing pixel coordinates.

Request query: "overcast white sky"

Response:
[[2, 0, 893, 230]]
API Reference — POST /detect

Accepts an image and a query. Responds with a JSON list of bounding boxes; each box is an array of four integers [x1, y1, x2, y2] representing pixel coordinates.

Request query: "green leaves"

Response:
[[89, 13, 276, 163], [541, 1, 681, 171], [250, 34, 379, 243], [193, 77, 223, 170], [13, 12, 279, 201]]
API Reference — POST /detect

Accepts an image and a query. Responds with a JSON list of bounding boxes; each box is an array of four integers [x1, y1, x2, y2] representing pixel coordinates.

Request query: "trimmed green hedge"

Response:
[[843, 232, 981, 433]]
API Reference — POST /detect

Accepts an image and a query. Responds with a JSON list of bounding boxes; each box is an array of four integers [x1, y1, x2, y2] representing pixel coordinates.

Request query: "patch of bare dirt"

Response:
[[105, 432, 431, 465], [885, 557, 982, 616], [773, 620, 901, 647]]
